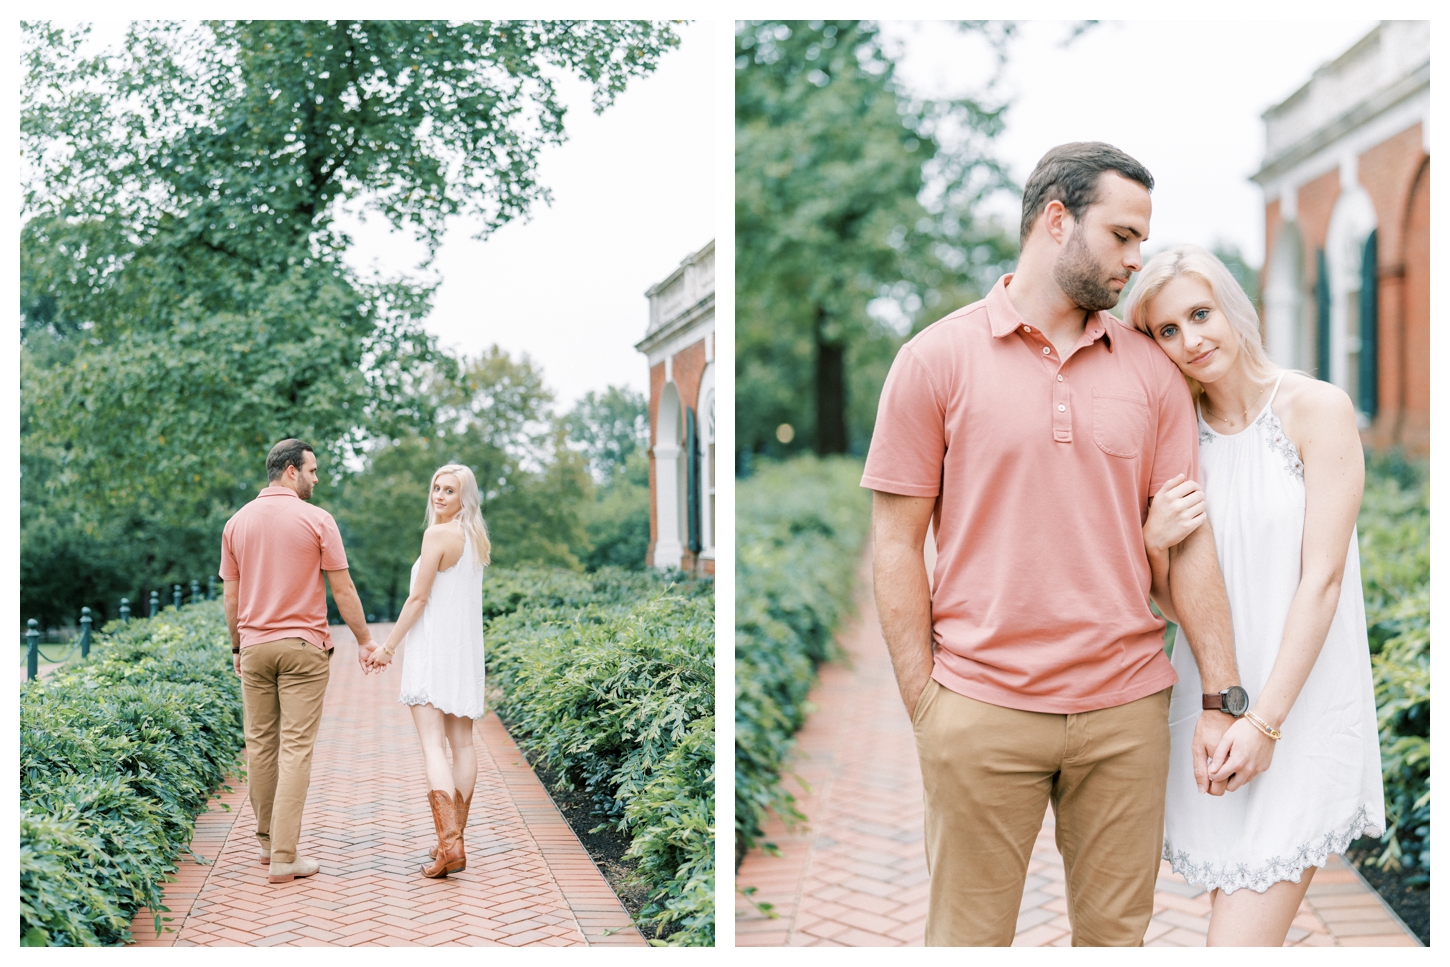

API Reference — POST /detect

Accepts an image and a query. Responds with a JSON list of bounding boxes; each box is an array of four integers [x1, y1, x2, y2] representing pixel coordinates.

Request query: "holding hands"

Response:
[[1205, 716, 1278, 793]]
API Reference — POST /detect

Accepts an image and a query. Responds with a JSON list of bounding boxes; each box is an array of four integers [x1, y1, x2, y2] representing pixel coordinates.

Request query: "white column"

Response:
[[653, 442, 683, 569]]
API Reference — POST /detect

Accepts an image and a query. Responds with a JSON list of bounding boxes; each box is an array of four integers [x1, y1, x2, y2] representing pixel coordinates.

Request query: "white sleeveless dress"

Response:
[[1162, 373, 1384, 894], [397, 526, 488, 720]]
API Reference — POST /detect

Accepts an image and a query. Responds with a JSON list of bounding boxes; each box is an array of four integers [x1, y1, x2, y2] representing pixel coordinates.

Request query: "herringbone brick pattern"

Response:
[[735, 550, 1419, 947], [129, 623, 643, 947]]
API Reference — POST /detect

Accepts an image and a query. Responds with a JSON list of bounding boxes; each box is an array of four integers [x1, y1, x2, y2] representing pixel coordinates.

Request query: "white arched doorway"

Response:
[[654, 381, 684, 569], [1325, 186, 1378, 419]]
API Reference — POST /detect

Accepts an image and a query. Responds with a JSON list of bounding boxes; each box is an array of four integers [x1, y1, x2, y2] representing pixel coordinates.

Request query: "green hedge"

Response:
[[483, 566, 715, 946], [1358, 453, 1430, 881], [20, 603, 244, 946], [734, 457, 871, 861]]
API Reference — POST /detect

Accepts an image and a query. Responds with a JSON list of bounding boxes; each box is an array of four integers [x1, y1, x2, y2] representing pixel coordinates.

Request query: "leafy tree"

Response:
[[563, 386, 651, 570], [564, 385, 650, 483], [735, 20, 1017, 457], [21, 20, 680, 617]]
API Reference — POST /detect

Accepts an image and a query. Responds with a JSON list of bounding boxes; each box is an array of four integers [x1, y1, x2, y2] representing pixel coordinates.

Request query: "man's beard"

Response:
[[1054, 227, 1124, 312], [297, 481, 314, 500]]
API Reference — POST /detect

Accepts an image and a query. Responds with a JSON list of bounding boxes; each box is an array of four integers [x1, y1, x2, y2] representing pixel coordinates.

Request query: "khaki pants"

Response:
[[240, 638, 331, 865], [913, 679, 1171, 946]]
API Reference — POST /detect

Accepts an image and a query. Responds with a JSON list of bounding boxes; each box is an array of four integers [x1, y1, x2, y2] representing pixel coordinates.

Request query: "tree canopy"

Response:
[[735, 20, 1017, 456], [21, 20, 678, 623]]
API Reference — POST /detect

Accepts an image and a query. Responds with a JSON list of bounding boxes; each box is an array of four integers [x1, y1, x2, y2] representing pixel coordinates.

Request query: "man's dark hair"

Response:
[[1019, 142, 1154, 246], [266, 439, 315, 482]]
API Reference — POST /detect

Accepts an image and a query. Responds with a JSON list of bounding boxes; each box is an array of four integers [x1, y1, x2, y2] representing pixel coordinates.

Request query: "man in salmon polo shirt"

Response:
[[863, 143, 1246, 946], [220, 439, 377, 884]]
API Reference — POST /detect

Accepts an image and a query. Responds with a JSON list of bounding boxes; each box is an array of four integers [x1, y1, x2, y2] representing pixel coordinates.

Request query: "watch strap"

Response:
[[1202, 693, 1222, 711]]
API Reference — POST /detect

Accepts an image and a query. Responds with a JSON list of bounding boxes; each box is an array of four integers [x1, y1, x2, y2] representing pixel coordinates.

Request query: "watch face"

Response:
[[1223, 686, 1249, 717]]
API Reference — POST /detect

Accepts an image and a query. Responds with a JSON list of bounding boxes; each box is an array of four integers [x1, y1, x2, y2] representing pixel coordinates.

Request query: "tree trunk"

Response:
[[814, 306, 848, 455]]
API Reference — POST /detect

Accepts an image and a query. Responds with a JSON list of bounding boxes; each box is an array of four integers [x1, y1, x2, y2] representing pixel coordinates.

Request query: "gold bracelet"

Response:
[[1244, 710, 1282, 741]]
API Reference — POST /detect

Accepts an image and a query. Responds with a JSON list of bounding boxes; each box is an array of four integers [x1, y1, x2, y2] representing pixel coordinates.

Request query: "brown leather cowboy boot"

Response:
[[421, 789, 465, 878], [430, 790, 472, 860]]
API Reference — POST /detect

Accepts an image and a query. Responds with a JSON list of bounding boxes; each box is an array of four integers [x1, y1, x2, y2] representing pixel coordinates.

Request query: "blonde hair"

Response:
[[1123, 244, 1278, 403], [426, 464, 491, 566]]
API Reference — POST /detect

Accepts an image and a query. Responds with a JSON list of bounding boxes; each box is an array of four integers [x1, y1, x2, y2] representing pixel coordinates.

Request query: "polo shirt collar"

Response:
[[986, 273, 1116, 351], [258, 486, 300, 498]]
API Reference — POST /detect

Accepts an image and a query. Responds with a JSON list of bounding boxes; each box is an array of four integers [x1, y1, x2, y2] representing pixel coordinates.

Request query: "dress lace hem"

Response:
[[399, 691, 486, 720], [1163, 804, 1383, 894]]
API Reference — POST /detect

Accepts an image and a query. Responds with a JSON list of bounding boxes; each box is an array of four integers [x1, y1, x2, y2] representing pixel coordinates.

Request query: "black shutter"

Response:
[[1314, 248, 1331, 381], [685, 407, 701, 554], [1359, 230, 1379, 419]]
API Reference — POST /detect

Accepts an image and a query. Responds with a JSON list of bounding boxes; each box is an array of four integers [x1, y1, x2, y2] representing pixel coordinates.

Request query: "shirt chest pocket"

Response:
[[1091, 387, 1149, 458]]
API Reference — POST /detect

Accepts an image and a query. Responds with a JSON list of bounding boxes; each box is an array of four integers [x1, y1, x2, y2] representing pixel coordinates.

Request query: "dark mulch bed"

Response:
[[1344, 838, 1429, 946], [525, 758, 665, 944]]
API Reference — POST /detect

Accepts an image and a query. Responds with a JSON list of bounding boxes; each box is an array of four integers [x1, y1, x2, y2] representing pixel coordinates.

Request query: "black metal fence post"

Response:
[[207, 576, 216, 601], [149, 591, 160, 617], [79, 607, 93, 659], [172, 585, 182, 610], [120, 598, 131, 623], [191, 580, 201, 605], [26, 620, 39, 681]]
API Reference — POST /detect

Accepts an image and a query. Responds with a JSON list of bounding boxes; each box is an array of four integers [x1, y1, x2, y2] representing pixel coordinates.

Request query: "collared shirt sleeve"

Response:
[[218, 519, 240, 581], [861, 345, 946, 497], [318, 512, 350, 571], [1149, 368, 1201, 495]]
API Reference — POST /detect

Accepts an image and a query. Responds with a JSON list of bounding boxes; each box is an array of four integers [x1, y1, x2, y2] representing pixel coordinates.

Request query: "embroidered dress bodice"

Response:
[[1163, 372, 1384, 893]]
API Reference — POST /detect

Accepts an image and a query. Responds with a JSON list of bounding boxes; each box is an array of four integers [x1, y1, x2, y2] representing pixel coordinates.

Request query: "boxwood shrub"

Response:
[[734, 456, 871, 862], [20, 603, 244, 946], [1358, 453, 1430, 881], [484, 566, 715, 946]]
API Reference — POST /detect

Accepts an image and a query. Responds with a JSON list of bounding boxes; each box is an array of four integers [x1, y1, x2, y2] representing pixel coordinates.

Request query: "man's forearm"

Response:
[[873, 538, 935, 717], [1169, 520, 1239, 691], [332, 586, 372, 645]]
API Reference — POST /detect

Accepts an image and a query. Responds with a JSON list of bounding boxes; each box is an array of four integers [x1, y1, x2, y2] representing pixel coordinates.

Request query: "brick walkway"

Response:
[[735, 550, 1420, 947], [129, 623, 643, 947]]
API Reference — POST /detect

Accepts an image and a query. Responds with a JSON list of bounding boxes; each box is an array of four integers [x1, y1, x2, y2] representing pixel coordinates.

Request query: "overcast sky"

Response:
[[881, 19, 1379, 268]]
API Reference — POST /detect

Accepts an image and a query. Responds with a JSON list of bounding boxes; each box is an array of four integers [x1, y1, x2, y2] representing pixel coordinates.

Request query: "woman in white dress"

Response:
[[365, 464, 490, 878], [1124, 246, 1384, 946]]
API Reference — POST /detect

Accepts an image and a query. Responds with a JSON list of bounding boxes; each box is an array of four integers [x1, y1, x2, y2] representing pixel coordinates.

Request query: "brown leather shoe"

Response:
[[429, 790, 471, 860], [421, 789, 465, 878]]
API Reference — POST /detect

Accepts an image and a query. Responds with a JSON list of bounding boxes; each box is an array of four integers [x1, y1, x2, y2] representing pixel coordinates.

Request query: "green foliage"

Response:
[[1357, 453, 1429, 880], [19, 603, 244, 946], [565, 385, 651, 483], [578, 450, 652, 572], [736, 20, 1016, 456], [21, 19, 677, 622], [484, 567, 715, 945], [734, 456, 872, 858]]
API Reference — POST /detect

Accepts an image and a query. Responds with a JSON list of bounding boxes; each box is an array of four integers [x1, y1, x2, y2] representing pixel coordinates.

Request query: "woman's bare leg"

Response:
[[442, 713, 478, 799], [410, 704, 454, 792], [1206, 867, 1316, 946]]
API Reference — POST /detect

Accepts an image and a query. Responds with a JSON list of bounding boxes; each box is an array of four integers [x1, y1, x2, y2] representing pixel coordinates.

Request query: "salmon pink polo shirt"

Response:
[[219, 486, 350, 651], [862, 274, 1196, 714]]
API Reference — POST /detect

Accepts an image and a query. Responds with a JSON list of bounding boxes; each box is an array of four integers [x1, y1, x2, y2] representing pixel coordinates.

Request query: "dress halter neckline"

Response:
[[1199, 371, 1288, 439]]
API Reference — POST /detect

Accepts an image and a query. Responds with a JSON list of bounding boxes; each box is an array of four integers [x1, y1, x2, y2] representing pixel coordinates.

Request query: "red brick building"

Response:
[[637, 240, 715, 577], [1252, 21, 1428, 453]]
